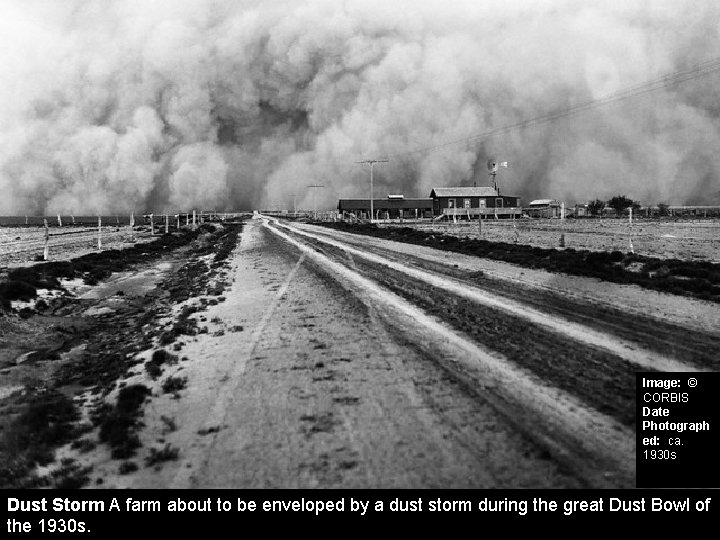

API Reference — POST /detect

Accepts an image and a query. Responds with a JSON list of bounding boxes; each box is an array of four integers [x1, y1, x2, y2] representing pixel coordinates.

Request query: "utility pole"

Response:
[[307, 185, 325, 220], [356, 159, 389, 222]]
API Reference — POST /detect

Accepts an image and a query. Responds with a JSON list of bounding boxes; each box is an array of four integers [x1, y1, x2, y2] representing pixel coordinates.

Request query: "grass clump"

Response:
[[0, 391, 80, 487], [145, 443, 179, 467], [118, 461, 138, 475], [96, 384, 150, 460], [70, 439, 97, 453], [51, 459, 91, 489], [161, 376, 187, 394], [144, 349, 177, 379]]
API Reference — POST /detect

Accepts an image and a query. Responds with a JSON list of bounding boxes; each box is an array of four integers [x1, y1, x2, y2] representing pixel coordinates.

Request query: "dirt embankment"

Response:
[[0, 222, 243, 488]]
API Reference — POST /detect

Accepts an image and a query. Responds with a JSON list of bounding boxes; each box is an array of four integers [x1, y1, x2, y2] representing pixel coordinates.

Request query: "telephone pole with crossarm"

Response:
[[355, 159, 389, 222]]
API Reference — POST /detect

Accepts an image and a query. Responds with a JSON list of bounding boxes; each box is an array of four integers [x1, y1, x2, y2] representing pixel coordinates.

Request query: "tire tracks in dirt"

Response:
[[279, 221, 706, 373], [165, 219, 582, 488], [300, 223, 720, 344], [265, 219, 636, 488], [169, 251, 306, 489]]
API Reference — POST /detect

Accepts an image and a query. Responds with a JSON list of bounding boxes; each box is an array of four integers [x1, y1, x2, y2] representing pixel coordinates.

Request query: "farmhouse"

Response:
[[525, 199, 561, 218], [337, 195, 433, 219], [429, 187, 521, 219]]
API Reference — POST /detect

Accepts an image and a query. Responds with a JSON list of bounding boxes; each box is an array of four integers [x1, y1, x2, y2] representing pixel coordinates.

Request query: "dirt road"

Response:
[[51, 216, 718, 488], [83, 217, 585, 488]]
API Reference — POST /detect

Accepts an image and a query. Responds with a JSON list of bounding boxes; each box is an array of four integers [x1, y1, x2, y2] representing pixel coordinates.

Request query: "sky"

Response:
[[1, 0, 719, 214]]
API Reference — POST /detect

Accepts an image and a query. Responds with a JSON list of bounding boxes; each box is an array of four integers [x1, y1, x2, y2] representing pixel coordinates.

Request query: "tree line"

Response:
[[586, 196, 671, 217]]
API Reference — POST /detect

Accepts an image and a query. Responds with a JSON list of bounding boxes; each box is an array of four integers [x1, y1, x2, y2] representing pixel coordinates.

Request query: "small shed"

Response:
[[574, 204, 589, 217], [525, 199, 561, 218]]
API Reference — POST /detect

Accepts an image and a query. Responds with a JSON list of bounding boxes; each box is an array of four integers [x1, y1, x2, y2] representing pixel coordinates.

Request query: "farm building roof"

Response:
[[430, 187, 499, 198], [528, 199, 560, 206], [337, 198, 433, 210]]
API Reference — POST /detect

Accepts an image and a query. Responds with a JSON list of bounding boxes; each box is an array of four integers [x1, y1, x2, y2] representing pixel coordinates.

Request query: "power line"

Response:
[[381, 55, 720, 160]]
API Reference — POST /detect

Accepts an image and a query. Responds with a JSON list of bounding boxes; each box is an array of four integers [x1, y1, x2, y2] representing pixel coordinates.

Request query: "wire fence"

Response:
[[0, 226, 154, 268], [0, 212, 244, 268], [386, 218, 720, 262]]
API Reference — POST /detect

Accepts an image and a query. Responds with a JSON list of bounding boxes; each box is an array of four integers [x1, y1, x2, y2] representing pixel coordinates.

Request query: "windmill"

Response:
[[486, 159, 508, 193]]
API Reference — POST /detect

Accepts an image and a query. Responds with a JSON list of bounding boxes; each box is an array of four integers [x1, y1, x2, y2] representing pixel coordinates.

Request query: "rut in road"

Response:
[[274, 222, 702, 427], [266, 219, 636, 488], [297, 223, 720, 369], [276, 221, 701, 374]]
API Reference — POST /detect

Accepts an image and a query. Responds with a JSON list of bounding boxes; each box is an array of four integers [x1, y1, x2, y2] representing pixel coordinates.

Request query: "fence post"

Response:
[[97, 216, 102, 250], [43, 219, 49, 260]]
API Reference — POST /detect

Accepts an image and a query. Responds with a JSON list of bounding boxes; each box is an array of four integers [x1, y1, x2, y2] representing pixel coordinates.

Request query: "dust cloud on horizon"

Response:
[[1, 0, 719, 214]]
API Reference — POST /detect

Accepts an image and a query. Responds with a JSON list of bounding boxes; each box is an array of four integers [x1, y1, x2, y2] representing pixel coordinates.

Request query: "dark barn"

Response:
[[338, 195, 433, 219]]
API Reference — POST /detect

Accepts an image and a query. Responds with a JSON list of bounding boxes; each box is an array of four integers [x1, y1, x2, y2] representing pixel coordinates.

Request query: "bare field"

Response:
[[399, 218, 720, 262], [0, 226, 156, 268]]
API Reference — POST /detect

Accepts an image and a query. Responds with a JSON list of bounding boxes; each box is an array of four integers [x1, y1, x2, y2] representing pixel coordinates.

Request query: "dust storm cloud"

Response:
[[1, 0, 718, 214]]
